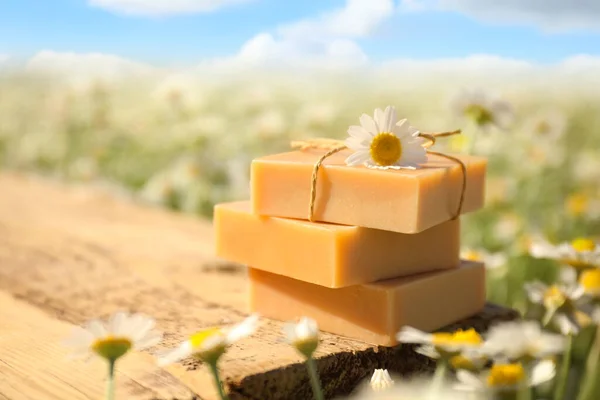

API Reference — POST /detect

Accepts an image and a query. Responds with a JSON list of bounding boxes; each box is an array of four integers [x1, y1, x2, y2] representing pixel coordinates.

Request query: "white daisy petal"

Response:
[[225, 314, 260, 344], [531, 360, 556, 386], [373, 108, 385, 129], [524, 281, 547, 303], [455, 370, 485, 391], [415, 345, 439, 359], [396, 326, 432, 344], [201, 334, 227, 352], [134, 331, 163, 350], [347, 125, 372, 140], [86, 319, 108, 338], [157, 341, 193, 366], [381, 106, 397, 132], [63, 328, 95, 348], [131, 316, 157, 342], [345, 136, 369, 151], [345, 150, 370, 166], [360, 113, 379, 135], [108, 311, 127, 335]]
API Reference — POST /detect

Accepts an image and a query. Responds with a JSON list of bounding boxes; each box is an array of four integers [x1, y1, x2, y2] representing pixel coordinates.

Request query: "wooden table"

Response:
[[0, 173, 518, 400]]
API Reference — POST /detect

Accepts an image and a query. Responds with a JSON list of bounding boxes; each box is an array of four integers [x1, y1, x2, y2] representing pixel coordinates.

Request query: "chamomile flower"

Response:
[[481, 321, 565, 363], [450, 88, 513, 131], [284, 317, 320, 358], [416, 345, 487, 371], [525, 281, 589, 335], [370, 369, 394, 392], [525, 109, 567, 141], [461, 248, 507, 271], [397, 326, 483, 357], [455, 361, 555, 392], [284, 317, 325, 399], [64, 311, 162, 362], [529, 238, 600, 271], [158, 314, 259, 366], [344, 106, 427, 170]]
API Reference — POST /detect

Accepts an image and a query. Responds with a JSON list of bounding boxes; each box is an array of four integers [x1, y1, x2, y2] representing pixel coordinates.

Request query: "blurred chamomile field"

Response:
[[1, 66, 599, 313]]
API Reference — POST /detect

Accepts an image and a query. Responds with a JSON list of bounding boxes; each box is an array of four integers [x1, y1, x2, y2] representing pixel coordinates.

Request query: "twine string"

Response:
[[290, 129, 467, 222]]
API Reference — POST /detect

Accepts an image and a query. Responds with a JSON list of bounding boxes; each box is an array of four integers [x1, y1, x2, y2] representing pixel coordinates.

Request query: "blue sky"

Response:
[[1, 0, 599, 66]]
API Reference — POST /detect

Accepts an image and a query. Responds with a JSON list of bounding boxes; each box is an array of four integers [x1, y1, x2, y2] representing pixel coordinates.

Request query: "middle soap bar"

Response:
[[214, 201, 460, 288]]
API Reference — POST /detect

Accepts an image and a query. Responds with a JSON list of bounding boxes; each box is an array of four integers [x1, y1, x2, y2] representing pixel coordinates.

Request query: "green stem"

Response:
[[554, 334, 574, 400], [577, 326, 600, 400], [208, 361, 229, 400], [517, 387, 534, 400], [431, 359, 448, 393], [106, 359, 116, 400], [494, 390, 519, 400], [305, 356, 324, 400]]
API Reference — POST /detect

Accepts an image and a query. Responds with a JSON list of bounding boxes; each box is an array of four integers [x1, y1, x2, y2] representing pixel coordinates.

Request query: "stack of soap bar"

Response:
[[214, 148, 488, 346]]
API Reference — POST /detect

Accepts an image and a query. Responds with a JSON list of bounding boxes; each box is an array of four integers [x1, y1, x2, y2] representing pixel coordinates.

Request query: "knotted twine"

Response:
[[290, 129, 467, 223]]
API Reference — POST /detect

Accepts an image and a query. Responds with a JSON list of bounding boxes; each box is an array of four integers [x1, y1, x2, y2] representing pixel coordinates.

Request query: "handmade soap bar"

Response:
[[249, 260, 485, 346], [251, 150, 486, 234], [215, 201, 460, 288]]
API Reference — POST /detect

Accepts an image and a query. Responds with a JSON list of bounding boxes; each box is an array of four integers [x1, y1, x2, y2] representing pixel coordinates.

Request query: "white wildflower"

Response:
[[158, 314, 259, 366], [64, 311, 162, 362], [481, 321, 565, 362], [284, 317, 320, 358], [455, 361, 555, 392], [450, 88, 513, 130], [530, 238, 600, 271], [370, 369, 394, 392], [345, 106, 427, 170]]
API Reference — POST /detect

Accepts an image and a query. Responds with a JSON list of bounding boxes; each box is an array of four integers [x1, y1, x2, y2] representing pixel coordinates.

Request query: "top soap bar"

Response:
[[251, 149, 486, 234]]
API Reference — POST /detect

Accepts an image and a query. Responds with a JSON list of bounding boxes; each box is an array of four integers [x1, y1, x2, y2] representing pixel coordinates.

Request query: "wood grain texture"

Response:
[[0, 173, 520, 400]]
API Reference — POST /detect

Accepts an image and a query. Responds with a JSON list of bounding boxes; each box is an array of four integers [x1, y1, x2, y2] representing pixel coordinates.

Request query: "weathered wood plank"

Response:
[[0, 291, 196, 400], [0, 173, 519, 399]]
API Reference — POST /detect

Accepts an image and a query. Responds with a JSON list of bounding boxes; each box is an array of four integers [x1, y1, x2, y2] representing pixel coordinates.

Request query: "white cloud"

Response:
[[0, 54, 9, 63], [88, 0, 254, 16], [404, 0, 600, 31], [214, 0, 393, 71], [25, 51, 158, 81], [280, 0, 395, 38]]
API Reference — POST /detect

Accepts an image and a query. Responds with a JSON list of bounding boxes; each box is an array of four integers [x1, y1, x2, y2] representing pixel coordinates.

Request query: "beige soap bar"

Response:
[[249, 260, 485, 346], [215, 201, 460, 288], [251, 149, 486, 233]]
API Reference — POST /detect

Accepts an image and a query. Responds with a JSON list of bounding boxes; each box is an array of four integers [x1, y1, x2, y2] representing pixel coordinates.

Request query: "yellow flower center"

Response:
[[571, 238, 596, 252], [369, 132, 402, 166], [432, 329, 482, 347], [465, 104, 494, 126], [463, 250, 482, 262], [189, 327, 227, 364], [486, 363, 525, 387], [543, 286, 567, 310], [450, 354, 477, 370], [535, 120, 551, 135], [190, 327, 224, 349], [580, 269, 600, 296], [92, 336, 132, 361]]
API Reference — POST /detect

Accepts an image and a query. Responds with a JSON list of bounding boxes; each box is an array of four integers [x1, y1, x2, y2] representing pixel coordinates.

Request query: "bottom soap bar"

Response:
[[249, 260, 485, 346]]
